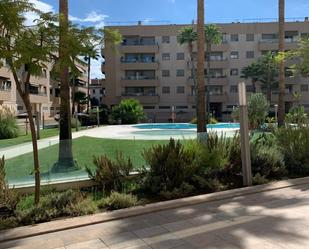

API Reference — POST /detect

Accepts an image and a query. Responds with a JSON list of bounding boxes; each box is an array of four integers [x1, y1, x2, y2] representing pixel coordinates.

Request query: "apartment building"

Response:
[[90, 78, 106, 106], [0, 59, 88, 121], [102, 20, 309, 122]]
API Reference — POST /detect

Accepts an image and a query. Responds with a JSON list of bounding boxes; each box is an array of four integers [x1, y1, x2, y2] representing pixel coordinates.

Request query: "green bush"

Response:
[[285, 105, 308, 125], [141, 138, 196, 196], [86, 152, 133, 192], [276, 127, 309, 176], [110, 99, 145, 124], [0, 106, 19, 139], [190, 116, 218, 124], [71, 117, 81, 128], [232, 93, 269, 130], [98, 192, 138, 210], [68, 198, 98, 216]]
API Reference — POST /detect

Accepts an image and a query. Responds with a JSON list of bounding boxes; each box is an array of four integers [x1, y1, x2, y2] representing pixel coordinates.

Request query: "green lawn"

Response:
[[5, 137, 167, 183], [0, 128, 86, 149]]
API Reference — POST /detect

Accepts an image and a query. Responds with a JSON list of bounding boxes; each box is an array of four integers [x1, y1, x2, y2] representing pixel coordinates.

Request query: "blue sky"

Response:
[[28, 0, 309, 78]]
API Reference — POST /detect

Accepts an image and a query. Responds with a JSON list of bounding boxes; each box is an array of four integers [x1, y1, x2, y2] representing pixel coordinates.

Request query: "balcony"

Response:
[[0, 88, 11, 101], [187, 76, 228, 86], [121, 76, 160, 87], [121, 93, 160, 104], [258, 38, 299, 51], [119, 42, 159, 53], [29, 92, 48, 103], [211, 42, 229, 52], [120, 59, 159, 70], [187, 92, 227, 104], [189, 58, 229, 70]]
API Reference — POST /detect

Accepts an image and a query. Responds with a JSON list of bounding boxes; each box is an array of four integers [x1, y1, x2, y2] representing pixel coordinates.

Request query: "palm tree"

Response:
[[177, 27, 198, 116], [204, 24, 222, 121], [241, 62, 260, 93], [278, 0, 286, 126], [197, 0, 206, 135], [55, 0, 75, 171]]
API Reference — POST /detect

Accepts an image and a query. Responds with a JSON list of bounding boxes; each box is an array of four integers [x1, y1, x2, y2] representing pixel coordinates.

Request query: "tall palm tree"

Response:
[[204, 24, 222, 121], [55, 0, 75, 171], [177, 27, 198, 116], [197, 0, 206, 135], [278, 0, 286, 126]]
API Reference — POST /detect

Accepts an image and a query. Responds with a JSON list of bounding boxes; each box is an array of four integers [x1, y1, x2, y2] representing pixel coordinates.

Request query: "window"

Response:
[[176, 69, 185, 77], [162, 86, 170, 94], [50, 89, 53, 95], [92, 89, 96, 94], [50, 107, 54, 110], [143, 106, 155, 109], [162, 70, 170, 77], [176, 86, 185, 94], [246, 34, 254, 41], [246, 85, 254, 93], [177, 53, 185, 60], [55, 88, 60, 97], [162, 36, 170, 44], [176, 106, 188, 109], [230, 86, 238, 93], [301, 84, 309, 92], [230, 69, 239, 76], [159, 106, 170, 109], [230, 34, 239, 42], [162, 53, 170, 61], [42, 69, 47, 78], [230, 51, 239, 59], [246, 51, 254, 59]]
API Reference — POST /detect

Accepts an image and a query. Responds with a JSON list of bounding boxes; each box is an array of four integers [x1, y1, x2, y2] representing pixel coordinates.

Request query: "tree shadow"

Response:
[[1, 182, 309, 249]]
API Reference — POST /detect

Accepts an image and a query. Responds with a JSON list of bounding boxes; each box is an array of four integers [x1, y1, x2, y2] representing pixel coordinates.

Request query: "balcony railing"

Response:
[[121, 58, 157, 63], [30, 92, 47, 96], [122, 41, 157, 46], [0, 86, 11, 92], [121, 93, 158, 97], [122, 76, 158, 80], [260, 38, 299, 43]]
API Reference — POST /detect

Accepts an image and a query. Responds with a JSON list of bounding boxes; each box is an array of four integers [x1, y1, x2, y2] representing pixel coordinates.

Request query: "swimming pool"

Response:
[[129, 123, 240, 140], [133, 123, 240, 130]]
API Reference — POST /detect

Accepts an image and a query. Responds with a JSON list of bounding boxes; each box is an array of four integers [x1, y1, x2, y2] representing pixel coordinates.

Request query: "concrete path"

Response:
[[1, 183, 309, 249]]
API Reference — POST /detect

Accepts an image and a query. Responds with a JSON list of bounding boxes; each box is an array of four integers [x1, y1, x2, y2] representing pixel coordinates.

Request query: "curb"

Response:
[[1, 176, 309, 243]]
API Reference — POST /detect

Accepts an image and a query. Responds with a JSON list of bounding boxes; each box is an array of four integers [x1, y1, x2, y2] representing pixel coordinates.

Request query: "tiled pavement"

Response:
[[1, 184, 309, 249]]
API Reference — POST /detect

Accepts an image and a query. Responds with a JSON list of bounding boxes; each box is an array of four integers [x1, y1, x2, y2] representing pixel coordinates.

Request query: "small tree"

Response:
[[111, 99, 145, 124], [232, 93, 269, 130], [0, 0, 58, 205]]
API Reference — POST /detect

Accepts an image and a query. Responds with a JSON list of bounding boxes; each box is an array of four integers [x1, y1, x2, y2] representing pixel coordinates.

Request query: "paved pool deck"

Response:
[[1, 178, 309, 249]]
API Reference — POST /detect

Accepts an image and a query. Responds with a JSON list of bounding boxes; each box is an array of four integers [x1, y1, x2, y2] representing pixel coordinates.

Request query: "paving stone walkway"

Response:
[[1, 184, 309, 249]]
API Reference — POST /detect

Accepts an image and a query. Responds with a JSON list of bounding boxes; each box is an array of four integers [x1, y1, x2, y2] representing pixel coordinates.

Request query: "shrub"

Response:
[[0, 106, 19, 139], [251, 139, 286, 178], [276, 127, 309, 176], [17, 206, 52, 225], [232, 93, 269, 130], [110, 99, 145, 124], [190, 116, 217, 124], [285, 106, 308, 125], [68, 198, 98, 216], [71, 117, 81, 128], [0, 156, 19, 213], [141, 138, 196, 196], [98, 192, 138, 210], [86, 152, 133, 192]]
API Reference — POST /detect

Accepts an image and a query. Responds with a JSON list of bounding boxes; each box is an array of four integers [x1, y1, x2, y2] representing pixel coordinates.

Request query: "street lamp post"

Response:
[[238, 82, 252, 186]]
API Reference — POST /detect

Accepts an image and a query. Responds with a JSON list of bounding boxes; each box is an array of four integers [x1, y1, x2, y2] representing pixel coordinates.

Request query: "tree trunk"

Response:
[[55, 0, 75, 172], [278, 0, 286, 127], [12, 71, 40, 205], [252, 79, 257, 93], [197, 0, 206, 135], [87, 56, 91, 112], [189, 44, 198, 119], [206, 43, 211, 123]]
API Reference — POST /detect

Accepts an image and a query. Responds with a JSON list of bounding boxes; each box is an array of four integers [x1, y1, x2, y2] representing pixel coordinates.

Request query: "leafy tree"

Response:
[[0, 0, 58, 204], [74, 91, 87, 113], [285, 106, 308, 125], [197, 0, 206, 135], [278, 0, 286, 127], [232, 93, 269, 130], [111, 99, 145, 124], [204, 24, 222, 119], [177, 26, 198, 116], [241, 62, 261, 93]]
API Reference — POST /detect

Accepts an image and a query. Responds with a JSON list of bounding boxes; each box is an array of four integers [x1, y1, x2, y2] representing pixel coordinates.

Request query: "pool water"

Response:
[[133, 123, 240, 130]]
